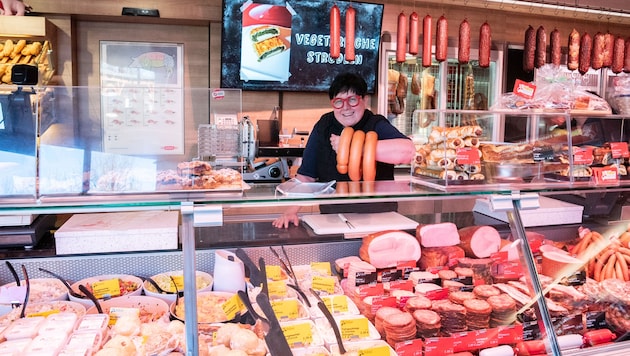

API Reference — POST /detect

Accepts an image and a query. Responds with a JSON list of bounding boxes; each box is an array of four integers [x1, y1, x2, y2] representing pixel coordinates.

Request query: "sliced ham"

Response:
[[458, 225, 502, 258], [359, 230, 421, 269], [416, 222, 460, 247]]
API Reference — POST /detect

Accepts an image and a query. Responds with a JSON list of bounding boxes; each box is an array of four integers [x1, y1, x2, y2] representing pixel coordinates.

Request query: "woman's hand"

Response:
[[272, 206, 301, 228], [330, 133, 340, 152], [0, 0, 30, 15]]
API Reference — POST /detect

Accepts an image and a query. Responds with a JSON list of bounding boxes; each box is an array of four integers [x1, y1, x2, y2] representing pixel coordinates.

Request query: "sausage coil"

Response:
[[345, 6, 356, 61], [523, 25, 536, 72], [612, 36, 625, 74], [591, 32, 605, 70], [336, 127, 354, 174], [478, 21, 491, 68], [408, 12, 419, 55], [329, 5, 341, 59], [436, 15, 448, 62], [579, 32, 592, 75], [535, 26, 546, 68], [567, 29, 580, 71], [362, 131, 378, 181], [458, 19, 471, 64], [348, 130, 366, 181], [396, 12, 407, 63], [422, 14, 432, 67], [550, 28, 561, 66]]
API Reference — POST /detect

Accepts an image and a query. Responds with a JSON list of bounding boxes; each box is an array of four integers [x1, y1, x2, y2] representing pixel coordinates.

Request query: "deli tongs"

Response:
[[269, 245, 311, 307]]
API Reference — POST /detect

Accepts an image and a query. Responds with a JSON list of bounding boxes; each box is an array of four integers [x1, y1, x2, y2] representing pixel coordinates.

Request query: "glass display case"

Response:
[[2, 85, 630, 355]]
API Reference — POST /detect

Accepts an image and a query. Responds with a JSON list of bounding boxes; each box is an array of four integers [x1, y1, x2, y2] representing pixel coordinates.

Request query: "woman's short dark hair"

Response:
[[328, 72, 367, 99]]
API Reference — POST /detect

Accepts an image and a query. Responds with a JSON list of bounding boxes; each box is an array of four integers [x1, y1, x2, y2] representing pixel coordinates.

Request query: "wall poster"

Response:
[[100, 41, 184, 155]]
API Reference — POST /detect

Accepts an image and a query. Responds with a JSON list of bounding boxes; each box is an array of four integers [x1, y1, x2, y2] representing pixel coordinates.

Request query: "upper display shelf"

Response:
[[1, 85, 630, 213]]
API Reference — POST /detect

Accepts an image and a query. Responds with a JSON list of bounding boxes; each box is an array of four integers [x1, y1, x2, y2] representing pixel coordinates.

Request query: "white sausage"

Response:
[[479, 345, 514, 356]]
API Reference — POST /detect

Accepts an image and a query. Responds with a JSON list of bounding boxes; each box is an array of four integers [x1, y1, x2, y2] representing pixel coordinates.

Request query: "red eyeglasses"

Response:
[[331, 95, 361, 109]]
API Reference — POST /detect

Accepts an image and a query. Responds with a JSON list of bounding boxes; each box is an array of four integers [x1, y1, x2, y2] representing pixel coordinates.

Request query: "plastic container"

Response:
[[62, 330, 102, 355], [85, 295, 169, 324], [314, 315, 380, 347], [142, 270, 213, 303], [69, 274, 143, 308], [279, 319, 325, 349], [38, 312, 79, 336], [74, 314, 109, 338], [0, 338, 33, 355], [1, 278, 68, 303], [307, 294, 360, 319], [25, 332, 69, 355], [2, 316, 46, 340]]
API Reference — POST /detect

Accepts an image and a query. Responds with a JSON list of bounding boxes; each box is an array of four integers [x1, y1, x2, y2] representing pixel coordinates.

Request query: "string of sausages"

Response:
[[394, 13, 491, 68], [524, 26, 629, 74], [329, 4, 356, 61]]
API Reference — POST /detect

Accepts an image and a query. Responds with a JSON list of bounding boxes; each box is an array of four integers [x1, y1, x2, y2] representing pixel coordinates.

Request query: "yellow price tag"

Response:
[[325, 295, 349, 313], [266, 265, 283, 281], [340, 317, 370, 340], [311, 275, 336, 295], [281, 321, 313, 347], [271, 299, 299, 321], [108, 307, 140, 326], [222, 294, 244, 320], [169, 275, 185, 291], [27, 309, 60, 318], [91, 278, 121, 299], [268, 280, 288, 297], [310, 262, 332, 275], [358, 345, 391, 356]]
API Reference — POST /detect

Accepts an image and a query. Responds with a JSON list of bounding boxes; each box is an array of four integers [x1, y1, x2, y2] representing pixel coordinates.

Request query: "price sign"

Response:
[[311, 275, 336, 294], [573, 147, 594, 165], [265, 265, 283, 281], [456, 147, 481, 165], [340, 317, 370, 340], [310, 262, 332, 275], [281, 322, 313, 347], [91, 278, 122, 299], [271, 299, 299, 320], [222, 294, 244, 320], [610, 142, 629, 159]]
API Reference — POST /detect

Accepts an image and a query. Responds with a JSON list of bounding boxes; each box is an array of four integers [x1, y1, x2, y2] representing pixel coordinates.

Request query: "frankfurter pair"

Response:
[[329, 5, 356, 61]]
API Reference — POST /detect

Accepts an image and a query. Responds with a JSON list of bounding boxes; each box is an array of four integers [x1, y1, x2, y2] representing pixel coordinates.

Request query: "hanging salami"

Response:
[[567, 29, 580, 71], [458, 19, 470, 64], [422, 15, 433, 67], [408, 12, 419, 55], [611, 36, 624, 74], [478, 21, 491, 68], [435, 15, 448, 62], [550, 28, 561, 66], [329, 4, 341, 59], [396, 12, 407, 63], [579, 32, 592, 75], [535, 26, 546, 69], [345, 5, 356, 61], [523, 25, 535, 72]]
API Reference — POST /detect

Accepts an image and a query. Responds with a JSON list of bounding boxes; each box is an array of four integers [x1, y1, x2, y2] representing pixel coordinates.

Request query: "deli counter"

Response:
[[2, 86, 630, 355]]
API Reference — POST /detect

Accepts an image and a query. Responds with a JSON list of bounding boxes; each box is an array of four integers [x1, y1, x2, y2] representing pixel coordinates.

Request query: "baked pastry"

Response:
[[156, 169, 182, 190], [253, 36, 286, 61], [212, 168, 242, 188], [250, 25, 280, 43]]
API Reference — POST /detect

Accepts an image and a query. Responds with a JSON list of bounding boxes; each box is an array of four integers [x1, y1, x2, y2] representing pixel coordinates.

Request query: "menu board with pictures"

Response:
[[100, 41, 184, 155], [221, 0, 384, 93]]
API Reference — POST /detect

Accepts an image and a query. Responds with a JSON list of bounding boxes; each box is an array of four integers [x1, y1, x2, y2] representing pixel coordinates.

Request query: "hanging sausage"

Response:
[[408, 12, 419, 55], [422, 14, 432, 67], [396, 12, 407, 63], [329, 4, 341, 59], [624, 37, 630, 73], [523, 25, 535, 72], [345, 5, 356, 61], [567, 29, 580, 71], [550, 28, 561, 66], [611, 36, 625, 74], [602, 32, 614, 68], [579, 32, 592, 75], [591, 32, 605, 70], [478, 21, 491, 68], [458, 19, 470, 64], [535, 26, 546, 69], [435, 15, 448, 62]]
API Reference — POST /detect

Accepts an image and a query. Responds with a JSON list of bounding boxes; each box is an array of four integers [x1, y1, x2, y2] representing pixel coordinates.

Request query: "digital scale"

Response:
[[196, 113, 305, 183]]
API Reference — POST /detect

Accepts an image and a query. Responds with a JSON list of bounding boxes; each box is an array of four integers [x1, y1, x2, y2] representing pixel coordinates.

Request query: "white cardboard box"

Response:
[[473, 196, 584, 227], [55, 211, 179, 254]]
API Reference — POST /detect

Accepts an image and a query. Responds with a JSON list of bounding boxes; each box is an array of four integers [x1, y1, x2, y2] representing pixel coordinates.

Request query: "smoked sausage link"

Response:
[[478, 21, 491, 68], [591, 32, 605, 70], [523, 25, 536, 72], [612, 36, 625, 74], [550, 28, 561, 66], [330, 5, 341, 59], [336, 127, 354, 174], [535, 26, 546, 68], [348, 130, 366, 181], [436, 15, 448, 62], [408, 12, 419, 55], [579, 32, 592, 75], [458, 19, 471, 64], [603, 32, 614, 68], [362, 131, 378, 182], [396, 12, 407, 63], [422, 14, 433, 67], [345, 5, 356, 61], [567, 29, 580, 71]]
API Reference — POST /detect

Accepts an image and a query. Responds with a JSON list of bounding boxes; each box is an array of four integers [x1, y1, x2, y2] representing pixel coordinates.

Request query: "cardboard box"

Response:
[[473, 196, 584, 227], [55, 211, 178, 254]]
